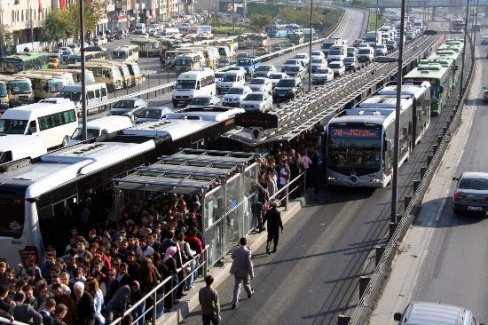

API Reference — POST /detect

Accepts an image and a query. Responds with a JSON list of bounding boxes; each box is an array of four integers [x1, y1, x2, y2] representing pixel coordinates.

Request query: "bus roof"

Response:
[[0, 141, 155, 199], [328, 114, 391, 127], [122, 119, 213, 141], [357, 95, 413, 111], [378, 81, 431, 98], [1, 101, 76, 120], [1, 52, 48, 61], [404, 63, 449, 81]]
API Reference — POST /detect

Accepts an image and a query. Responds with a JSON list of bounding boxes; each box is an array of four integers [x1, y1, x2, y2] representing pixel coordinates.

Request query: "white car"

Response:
[[375, 44, 388, 56], [294, 53, 310, 66], [310, 58, 327, 73], [311, 50, 326, 60], [135, 107, 172, 124], [268, 72, 288, 88], [312, 68, 334, 84], [254, 65, 277, 78], [222, 85, 252, 107], [329, 61, 345, 77], [281, 59, 304, 72], [240, 92, 273, 113], [248, 77, 273, 94]]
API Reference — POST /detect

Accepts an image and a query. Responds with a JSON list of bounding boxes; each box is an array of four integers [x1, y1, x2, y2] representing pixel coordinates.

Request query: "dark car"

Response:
[[453, 172, 488, 214], [272, 77, 302, 103]]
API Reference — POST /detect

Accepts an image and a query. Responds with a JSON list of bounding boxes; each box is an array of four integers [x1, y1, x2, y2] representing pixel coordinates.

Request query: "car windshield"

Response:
[[8, 80, 32, 95], [330, 63, 341, 68], [58, 90, 81, 102], [245, 94, 264, 101], [71, 127, 100, 140], [256, 66, 270, 72], [276, 79, 296, 87], [190, 97, 210, 105], [250, 79, 265, 84], [286, 66, 300, 72], [215, 72, 224, 78], [359, 49, 371, 54], [284, 60, 297, 65], [459, 177, 488, 190], [0, 119, 28, 134], [295, 55, 306, 59], [329, 50, 342, 55], [344, 58, 354, 63], [312, 59, 323, 63], [114, 100, 135, 109], [140, 108, 166, 119], [269, 74, 283, 79], [316, 69, 330, 74], [176, 79, 196, 89], [223, 75, 237, 82], [227, 88, 244, 94], [237, 58, 251, 66]]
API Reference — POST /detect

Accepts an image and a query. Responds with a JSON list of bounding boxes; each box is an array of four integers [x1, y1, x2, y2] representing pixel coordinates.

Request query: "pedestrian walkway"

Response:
[[160, 199, 304, 325], [369, 79, 478, 324]]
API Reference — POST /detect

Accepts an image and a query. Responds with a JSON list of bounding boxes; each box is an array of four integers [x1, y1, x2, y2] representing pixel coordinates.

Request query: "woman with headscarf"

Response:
[[162, 246, 179, 310]]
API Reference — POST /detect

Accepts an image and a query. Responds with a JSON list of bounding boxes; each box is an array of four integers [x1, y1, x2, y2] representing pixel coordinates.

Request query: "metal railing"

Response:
[[347, 33, 476, 325], [0, 316, 29, 325], [110, 246, 209, 325]]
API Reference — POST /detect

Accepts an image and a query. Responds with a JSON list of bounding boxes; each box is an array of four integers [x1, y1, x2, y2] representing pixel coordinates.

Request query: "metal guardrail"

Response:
[[110, 246, 209, 325], [348, 33, 475, 324], [85, 8, 349, 113], [0, 316, 29, 325]]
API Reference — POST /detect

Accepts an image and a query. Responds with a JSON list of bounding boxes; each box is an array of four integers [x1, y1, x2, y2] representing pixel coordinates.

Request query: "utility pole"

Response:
[[307, 0, 313, 92], [80, 0, 87, 140], [232, 0, 236, 33], [459, 0, 470, 97]]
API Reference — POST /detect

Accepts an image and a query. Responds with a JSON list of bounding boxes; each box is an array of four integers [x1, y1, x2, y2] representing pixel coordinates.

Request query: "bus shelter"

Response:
[[113, 149, 259, 267]]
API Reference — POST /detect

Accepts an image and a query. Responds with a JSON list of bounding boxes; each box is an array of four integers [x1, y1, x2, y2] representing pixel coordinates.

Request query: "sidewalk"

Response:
[[368, 75, 479, 323], [159, 198, 305, 325]]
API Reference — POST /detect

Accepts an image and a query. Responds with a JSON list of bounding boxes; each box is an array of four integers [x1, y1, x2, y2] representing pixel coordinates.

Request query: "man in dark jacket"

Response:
[[264, 200, 284, 254], [0, 284, 13, 322], [105, 280, 141, 323], [12, 291, 42, 324], [73, 281, 95, 325]]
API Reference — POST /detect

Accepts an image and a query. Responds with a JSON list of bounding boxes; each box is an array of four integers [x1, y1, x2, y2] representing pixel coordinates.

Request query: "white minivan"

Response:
[[0, 134, 47, 163], [57, 83, 109, 114], [172, 69, 216, 107], [0, 99, 78, 149], [69, 115, 133, 144]]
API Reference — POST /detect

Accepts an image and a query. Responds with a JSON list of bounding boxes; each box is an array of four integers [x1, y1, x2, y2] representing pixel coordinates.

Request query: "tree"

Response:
[[0, 25, 13, 55], [66, 2, 98, 40], [41, 10, 71, 46], [250, 14, 273, 31]]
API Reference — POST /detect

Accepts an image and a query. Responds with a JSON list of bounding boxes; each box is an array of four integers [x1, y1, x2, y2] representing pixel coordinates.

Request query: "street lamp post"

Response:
[[391, 0, 407, 224], [80, 0, 87, 140], [459, 0, 471, 97], [307, 0, 313, 92]]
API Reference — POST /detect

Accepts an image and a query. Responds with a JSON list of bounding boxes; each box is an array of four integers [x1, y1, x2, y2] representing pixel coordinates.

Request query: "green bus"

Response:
[[0, 52, 49, 74], [404, 62, 451, 116]]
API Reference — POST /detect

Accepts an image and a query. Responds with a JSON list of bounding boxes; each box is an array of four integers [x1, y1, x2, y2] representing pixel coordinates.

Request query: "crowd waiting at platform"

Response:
[[0, 128, 324, 324]]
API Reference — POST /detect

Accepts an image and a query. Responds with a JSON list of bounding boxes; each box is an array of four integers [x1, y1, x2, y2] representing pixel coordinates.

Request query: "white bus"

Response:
[[0, 99, 78, 149], [172, 68, 216, 107]]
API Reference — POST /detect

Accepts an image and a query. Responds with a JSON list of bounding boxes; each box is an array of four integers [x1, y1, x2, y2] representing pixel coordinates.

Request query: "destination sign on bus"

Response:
[[331, 127, 380, 138]]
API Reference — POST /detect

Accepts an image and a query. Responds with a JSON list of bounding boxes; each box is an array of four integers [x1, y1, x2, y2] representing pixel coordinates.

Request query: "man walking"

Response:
[[229, 237, 254, 309], [264, 200, 284, 254], [198, 275, 221, 325]]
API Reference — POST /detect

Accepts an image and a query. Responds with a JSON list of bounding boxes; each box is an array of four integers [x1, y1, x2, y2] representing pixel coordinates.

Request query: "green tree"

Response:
[[250, 14, 273, 31], [41, 10, 71, 46], [0, 25, 13, 55], [67, 2, 98, 40]]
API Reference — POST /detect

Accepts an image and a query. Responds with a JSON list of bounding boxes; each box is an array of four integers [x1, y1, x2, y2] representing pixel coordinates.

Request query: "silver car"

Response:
[[109, 98, 148, 121], [453, 172, 488, 214]]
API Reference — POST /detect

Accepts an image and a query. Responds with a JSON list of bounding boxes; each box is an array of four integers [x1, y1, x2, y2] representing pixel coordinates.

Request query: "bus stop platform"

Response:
[[160, 198, 305, 325]]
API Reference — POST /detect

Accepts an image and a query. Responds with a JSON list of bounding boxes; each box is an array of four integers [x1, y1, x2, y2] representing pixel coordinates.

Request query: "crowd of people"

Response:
[[0, 192, 207, 324]]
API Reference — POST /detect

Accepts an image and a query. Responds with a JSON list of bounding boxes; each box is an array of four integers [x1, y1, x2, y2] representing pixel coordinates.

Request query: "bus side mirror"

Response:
[[393, 312, 402, 321]]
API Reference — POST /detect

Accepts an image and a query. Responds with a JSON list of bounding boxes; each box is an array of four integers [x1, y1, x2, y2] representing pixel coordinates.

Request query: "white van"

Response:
[[69, 115, 133, 144], [172, 68, 216, 107], [0, 100, 78, 149], [327, 45, 347, 62], [0, 134, 47, 163], [57, 83, 109, 114], [135, 23, 146, 34], [216, 70, 246, 95], [160, 28, 180, 38], [394, 302, 484, 325], [357, 46, 375, 63]]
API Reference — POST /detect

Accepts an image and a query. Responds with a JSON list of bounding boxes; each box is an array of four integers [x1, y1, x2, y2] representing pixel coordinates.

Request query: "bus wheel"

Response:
[[62, 136, 69, 147]]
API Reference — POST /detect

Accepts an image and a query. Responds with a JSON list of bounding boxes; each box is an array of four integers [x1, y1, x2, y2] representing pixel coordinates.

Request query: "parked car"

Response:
[[222, 85, 252, 107], [272, 77, 303, 103], [240, 92, 273, 112], [329, 61, 346, 77], [452, 171, 488, 214], [268, 72, 288, 88], [135, 107, 172, 123], [188, 95, 221, 108], [248, 77, 273, 94], [312, 68, 334, 84], [109, 98, 148, 121]]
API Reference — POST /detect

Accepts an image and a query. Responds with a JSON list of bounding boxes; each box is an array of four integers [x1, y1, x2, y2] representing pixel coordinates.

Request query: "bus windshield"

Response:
[[0, 119, 28, 134], [176, 80, 196, 89], [58, 90, 81, 102], [8, 80, 32, 95], [112, 50, 128, 59], [175, 57, 192, 66], [328, 125, 382, 175], [0, 83, 7, 97], [223, 75, 237, 82], [0, 194, 24, 238], [48, 79, 64, 93]]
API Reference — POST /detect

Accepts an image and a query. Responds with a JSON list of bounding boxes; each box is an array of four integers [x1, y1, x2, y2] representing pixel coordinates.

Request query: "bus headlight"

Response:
[[328, 176, 336, 181], [370, 178, 381, 183]]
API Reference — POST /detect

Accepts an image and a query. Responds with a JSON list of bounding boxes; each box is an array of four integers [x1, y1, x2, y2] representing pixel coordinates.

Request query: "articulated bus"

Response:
[[326, 95, 415, 188], [0, 52, 49, 74], [404, 62, 450, 115], [0, 106, 244, 264]]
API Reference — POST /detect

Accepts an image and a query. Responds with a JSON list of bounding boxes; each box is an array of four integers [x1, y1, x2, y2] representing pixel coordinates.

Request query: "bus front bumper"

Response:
[[327, 175, 385, 188]]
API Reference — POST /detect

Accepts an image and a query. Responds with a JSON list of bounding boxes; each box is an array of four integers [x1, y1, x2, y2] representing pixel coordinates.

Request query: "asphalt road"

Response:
[[405, 41, 488, 321]]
